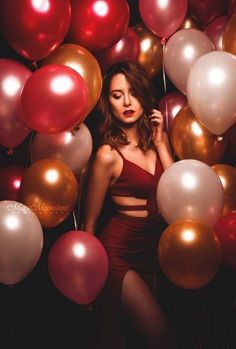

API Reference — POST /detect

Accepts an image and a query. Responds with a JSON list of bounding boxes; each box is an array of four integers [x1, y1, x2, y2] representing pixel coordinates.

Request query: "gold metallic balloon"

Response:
[[211, 164, 236, 216], [158, 219, 222, 289], [170, 104, 227, 165], [180, 14, 201, 30], [222, 12, 236, 56], [19, 159, 78, 228], [133, 22, 163, 79], [43, 43, 103, 116]]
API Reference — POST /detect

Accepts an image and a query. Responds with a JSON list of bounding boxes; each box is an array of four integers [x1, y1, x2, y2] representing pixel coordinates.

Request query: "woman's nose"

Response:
[[123, 94, 131, 106]]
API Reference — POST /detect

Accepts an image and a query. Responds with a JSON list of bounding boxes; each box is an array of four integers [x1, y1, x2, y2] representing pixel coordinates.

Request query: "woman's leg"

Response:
[[121, 270, 177, 349]]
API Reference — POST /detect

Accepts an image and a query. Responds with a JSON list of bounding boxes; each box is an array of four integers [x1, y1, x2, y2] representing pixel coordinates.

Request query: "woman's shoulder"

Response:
[[95, 144, 118, 167]]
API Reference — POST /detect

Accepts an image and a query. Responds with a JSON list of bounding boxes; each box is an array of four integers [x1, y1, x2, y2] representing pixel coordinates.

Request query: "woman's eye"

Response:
[[112, 94, 121, 99]]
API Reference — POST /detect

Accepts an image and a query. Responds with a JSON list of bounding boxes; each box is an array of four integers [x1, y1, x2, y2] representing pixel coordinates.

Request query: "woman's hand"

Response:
[[149, 109, 165, 147]]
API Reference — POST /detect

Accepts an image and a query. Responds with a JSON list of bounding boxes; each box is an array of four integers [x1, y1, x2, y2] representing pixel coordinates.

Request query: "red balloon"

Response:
[[214, 211, 236, 269], [20, 64, 89, 134], [95, 27, 140, 73], [189, 0, 229, 27], [67, 0, 130, 51], [0, 165, 26, 201], [139, 0, 188, 38], [0, 0, 71, 61], [48, 230, 109, 305], [0, 59, 31, 148], [204, 16, 227, 50]]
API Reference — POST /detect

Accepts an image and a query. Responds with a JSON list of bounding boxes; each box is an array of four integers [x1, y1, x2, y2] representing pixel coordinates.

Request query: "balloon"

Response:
[[133, 22, 163, 79], [204, 16, 227, 50], [170, 105, 227, 165], [211, 164, 236, 216], [156, 159, 224, 227], [20, 64, 88, 134], [67, 0, 130, 52], [188, 0, 229, 27], [214, 211, 236, 270], [186, 51, 236, 135], [19, 159, 78, 228], [139, 0, 188, 38], [228, 0, 236, 17], [31, 123, 93, 175], [158, 92, 187, 133], [0, 59, 31, 148], [0, 0, 71, 61], [42, 44, 102, 116], [222, 12, 236, 56], [95, 27, 140, 73], [164, 29, 214, 95], [180, 14, 201, 30], [48, 230, 108, 305], [158, 219, 222, 289], [0, 200, 43, 285], [0, 165, 26, 201]]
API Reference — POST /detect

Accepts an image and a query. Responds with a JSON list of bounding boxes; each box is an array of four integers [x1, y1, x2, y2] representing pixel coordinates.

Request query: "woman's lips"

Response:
[[123, 110, 134, 116]]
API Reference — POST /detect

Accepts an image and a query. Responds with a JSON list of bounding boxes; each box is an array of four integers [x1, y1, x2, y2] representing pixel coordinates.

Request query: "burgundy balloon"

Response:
[[20, 64, 89, 134], [0, 0, 71, 61], [0, 165, 26, 201], [204, 16, 228, 50], [0, 59, 31, 149], [67, 0, 130, 52], [189, 0, 230, 27], [48, 230, 109, 305], [95, 27, 140, 73], [214, 211, 236, 269]]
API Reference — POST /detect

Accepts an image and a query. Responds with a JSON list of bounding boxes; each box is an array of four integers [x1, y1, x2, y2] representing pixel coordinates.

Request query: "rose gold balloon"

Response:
[[19, 159, 78, 228], [211, 164, 236, 216], [43, 43, 102, 116], [133, 22, 163, 79], [204, 16, 227, 51], [158, 219, 222, 289], [180, 14, 200, 29], [223, 12, 236, 56], [170, 104, 227, 165]]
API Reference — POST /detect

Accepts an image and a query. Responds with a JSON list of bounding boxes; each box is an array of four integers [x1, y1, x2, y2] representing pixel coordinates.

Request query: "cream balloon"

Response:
[[31, 123, 93, 174], [187, 51, 236, 135], [0, 200, 43, 285], [156, 159, 224, 227]]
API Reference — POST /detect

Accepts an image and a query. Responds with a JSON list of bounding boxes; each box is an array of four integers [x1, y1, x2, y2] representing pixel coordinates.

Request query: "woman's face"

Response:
[[109, 73, 144, 125]]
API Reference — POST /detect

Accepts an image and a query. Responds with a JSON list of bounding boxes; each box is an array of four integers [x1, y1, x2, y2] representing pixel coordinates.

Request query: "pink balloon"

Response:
[[67, 0, 130, 52], [0, 165, 26, 201], [204, 16, 228, 50], [189, 0, 229, 27], [20, 64, 89, 134], [139, 0, 188, 38], [158, 92, 187, 133], [0, 59, 31, 148], [48, 230, 109, 305], [0, 0, 71, 61], [95, 27, 140, 73]]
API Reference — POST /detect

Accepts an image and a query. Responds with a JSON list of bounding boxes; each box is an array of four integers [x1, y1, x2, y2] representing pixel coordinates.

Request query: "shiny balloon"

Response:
[[180, 14, 201, 30], [158, 92, 187, 133], [0, 165, 26, 201], [67, 0, 130, 52], [0, 200, 43, 285], [19, 159, 78, 228], [95, 27, 140, 73], [170, 105, 227, 165], [133, 22, 163, 79], [20, 64, 89, 134], [0, 0, 71, 61], [214, 211, 236, 270], [158, 219, 222, 289], [31, 123, 93, 175], [48, 230, 108, 305], [164, 29, 214, 94], [43, 43, 102, 116], [211, 164, 236, 216], [222, 12, 236, 56], [204, 16, 227, 50], [156, 159, 224, 227], [139, 0, 188, 38], [186, 51, 236, 135], [0, 59, 31, 148], [188, 0, 229, 27]]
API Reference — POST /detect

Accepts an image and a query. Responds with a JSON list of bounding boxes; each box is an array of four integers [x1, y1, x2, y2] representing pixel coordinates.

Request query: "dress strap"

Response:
[[114, 147, 125, 159]]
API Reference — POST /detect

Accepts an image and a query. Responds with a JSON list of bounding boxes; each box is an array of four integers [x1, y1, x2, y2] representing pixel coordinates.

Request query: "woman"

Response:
[[84, 61, 176, 349]]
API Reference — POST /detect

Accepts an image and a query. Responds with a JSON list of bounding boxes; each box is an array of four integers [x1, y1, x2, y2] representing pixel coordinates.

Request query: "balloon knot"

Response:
[[161, 37, 166, 45], [7, 148, 14, 155]]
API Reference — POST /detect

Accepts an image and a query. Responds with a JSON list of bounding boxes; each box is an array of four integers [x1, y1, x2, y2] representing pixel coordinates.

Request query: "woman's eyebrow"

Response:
[[110, 89, 123, 93]]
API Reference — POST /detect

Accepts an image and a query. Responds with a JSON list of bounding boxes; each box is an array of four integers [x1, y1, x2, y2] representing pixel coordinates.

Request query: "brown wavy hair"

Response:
[[98, 61, 157, 150]]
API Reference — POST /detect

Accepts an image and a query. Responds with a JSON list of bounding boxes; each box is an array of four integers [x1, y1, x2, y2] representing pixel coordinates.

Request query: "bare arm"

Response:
[[150, 109, 174, 170], [83, 145, 116, 234]]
